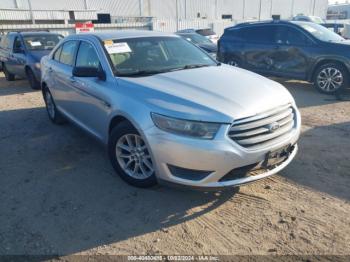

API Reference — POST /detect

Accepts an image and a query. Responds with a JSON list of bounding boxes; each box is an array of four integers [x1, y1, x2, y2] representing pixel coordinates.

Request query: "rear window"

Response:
[[196, 29, 215, 36]]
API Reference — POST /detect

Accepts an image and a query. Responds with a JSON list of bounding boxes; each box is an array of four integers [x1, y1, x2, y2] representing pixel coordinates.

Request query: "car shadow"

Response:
[[272, 78, 345, 109], [0, 75, 36, 96], [0, 107, 238, 255], [281, 121, 350, 201]]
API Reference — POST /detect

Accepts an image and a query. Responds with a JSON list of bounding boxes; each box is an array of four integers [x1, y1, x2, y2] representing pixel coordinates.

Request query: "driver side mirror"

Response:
[[72, 66, 106, 81]]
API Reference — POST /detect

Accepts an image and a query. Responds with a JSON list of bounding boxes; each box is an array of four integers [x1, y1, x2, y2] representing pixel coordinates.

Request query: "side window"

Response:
[[75, 41, 100, 68], [242, 26, 277, 44], [13, 37, 23, 50], [276, 27, 311, 46], [59, 41, 78, 66], [53, 45, 62, 61]]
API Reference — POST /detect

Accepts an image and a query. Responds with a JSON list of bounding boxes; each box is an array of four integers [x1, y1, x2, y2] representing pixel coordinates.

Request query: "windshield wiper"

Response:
[[116, 69, 168, 77]]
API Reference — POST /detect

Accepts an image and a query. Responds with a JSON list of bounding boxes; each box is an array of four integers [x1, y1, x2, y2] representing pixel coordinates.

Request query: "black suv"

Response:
[[218, 20, 350, 94]]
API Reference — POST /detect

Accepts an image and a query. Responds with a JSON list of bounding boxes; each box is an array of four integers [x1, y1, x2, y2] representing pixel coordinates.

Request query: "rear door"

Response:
[[50, 40, 79, 114], [241, 25, 279, 75]]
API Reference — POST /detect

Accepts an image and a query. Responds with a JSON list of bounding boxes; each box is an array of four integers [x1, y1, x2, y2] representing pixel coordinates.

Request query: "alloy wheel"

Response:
[[115, 134, 154, 180], [317, 67, 343, 92]]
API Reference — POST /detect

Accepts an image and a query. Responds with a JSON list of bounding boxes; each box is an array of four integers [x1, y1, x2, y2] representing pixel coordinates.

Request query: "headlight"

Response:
[[151, 113, 220, 139], [34, 62, 41, 69]]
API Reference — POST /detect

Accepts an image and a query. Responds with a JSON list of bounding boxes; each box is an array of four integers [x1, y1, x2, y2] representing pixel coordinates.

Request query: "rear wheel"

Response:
[[3, 63, 15, 81], [314, 63, 348, 94], [43, 87, 66, 124], [108, 121, 157, 188], [26, 68, 40, 90]]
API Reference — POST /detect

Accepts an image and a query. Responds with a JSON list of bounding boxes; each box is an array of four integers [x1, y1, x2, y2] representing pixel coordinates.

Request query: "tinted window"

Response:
[[53, 45, 62, 61], [242, 26, 277, 44], [13, 37, 23, 50], [275, 26, 311, 46], [59, 41, 78, 66], [76, 41, 100, 68], [284, 28, 310, 46]]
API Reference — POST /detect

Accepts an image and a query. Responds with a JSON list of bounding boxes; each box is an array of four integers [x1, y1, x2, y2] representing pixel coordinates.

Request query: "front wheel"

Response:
[[108, 122, 157, 188], [314, 63, 348, 94]]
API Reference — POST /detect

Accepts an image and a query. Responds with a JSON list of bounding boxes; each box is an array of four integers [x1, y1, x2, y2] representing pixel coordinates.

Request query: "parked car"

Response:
[[176, 32, 217, 58], [0, 31, 63, 89], [41, 31, 301, 189], [218, 20, 350, 94], [292, 15, 325, 24], [177, 28, 219, 44]]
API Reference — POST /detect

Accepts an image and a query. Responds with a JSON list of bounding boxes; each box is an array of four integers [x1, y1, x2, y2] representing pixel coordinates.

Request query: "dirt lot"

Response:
[[0, 72, 349, 256]]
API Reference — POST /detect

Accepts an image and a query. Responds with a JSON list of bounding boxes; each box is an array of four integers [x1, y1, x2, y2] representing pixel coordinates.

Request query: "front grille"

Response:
[[228, 104, 296, 150]]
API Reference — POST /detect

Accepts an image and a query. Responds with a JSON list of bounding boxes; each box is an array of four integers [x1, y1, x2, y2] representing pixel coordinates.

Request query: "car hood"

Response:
[[28, 50, 51, 62], [119, 65, 295, 123]]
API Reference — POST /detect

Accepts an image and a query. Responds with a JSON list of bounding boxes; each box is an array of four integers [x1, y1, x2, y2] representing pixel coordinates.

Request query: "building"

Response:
[[327, 3, 350, 20], [0, 0, 328, 25]]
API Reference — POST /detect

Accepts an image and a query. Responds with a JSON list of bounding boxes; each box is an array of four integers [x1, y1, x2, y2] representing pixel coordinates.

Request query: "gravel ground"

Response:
[[0, 73, 349, 256]]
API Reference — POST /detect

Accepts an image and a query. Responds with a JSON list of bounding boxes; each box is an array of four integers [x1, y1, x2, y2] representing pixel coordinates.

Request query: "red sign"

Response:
[[75, 22, 94, 34]]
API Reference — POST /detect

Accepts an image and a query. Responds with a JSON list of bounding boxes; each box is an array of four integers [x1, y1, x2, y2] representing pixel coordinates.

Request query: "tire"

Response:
[[42, 87, 66, 125], [226, 57, 241, 67], [26, 68, 40, 90], [313, 63, 348, 95], [3, 63, 15, 81], [108, 121, 157, 188]]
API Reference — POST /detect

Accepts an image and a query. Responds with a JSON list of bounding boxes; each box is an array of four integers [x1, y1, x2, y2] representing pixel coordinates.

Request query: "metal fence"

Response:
[[0, 18, 236, 37]]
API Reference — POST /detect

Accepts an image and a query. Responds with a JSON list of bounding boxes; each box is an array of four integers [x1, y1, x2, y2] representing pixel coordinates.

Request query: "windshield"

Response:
[[179, 33, 213, 45], [23, 34, 63, 51], [310, 16, 325, 24], [105, 37, 217, 77], [298, 22, 344, 42]]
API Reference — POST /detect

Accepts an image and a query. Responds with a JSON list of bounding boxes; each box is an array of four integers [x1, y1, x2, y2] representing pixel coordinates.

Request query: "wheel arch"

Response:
[[309, 58, 350, 82]]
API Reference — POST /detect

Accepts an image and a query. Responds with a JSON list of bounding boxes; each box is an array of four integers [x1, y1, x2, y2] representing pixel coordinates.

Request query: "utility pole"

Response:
[[139, 0, 144, 16], [27, 0, 35, 24], [312, 0, 316, 15], [258, 0, 262, 20], [270, 0, 273, 18], [83, 0, 88, 10], [291, 0, 295, 18], [175, 0, 179, 32], [242, 0, 245, 20]]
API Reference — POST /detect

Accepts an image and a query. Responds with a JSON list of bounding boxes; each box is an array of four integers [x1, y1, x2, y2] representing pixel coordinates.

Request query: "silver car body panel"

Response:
[[41, 31, 301, 188]]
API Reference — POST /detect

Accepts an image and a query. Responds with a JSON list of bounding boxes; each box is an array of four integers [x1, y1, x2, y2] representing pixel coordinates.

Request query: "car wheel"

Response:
[[314, 63, 348, 94], [43, 87, 66, 124], [26, 68, 40, 90], [108, 121, 157, 188], [3, 64, 15, 81], [226, 58, 241, 67]]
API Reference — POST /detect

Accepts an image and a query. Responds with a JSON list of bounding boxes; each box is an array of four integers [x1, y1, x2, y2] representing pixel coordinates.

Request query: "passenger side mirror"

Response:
[[72, 66, 106, 81]]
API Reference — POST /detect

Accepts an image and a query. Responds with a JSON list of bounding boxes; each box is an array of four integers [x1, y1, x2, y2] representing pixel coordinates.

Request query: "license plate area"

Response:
[[264, 144, 293, 168]]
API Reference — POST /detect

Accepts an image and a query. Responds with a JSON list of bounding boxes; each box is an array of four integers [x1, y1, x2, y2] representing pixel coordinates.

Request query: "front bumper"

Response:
[[144, 118, 300, 189]]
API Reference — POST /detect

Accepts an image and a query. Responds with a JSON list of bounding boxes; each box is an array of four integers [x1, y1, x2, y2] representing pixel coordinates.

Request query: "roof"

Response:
[[66, 30, 179, 41], [227, 20, 304, 31], [7, 31, 60, 36]]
